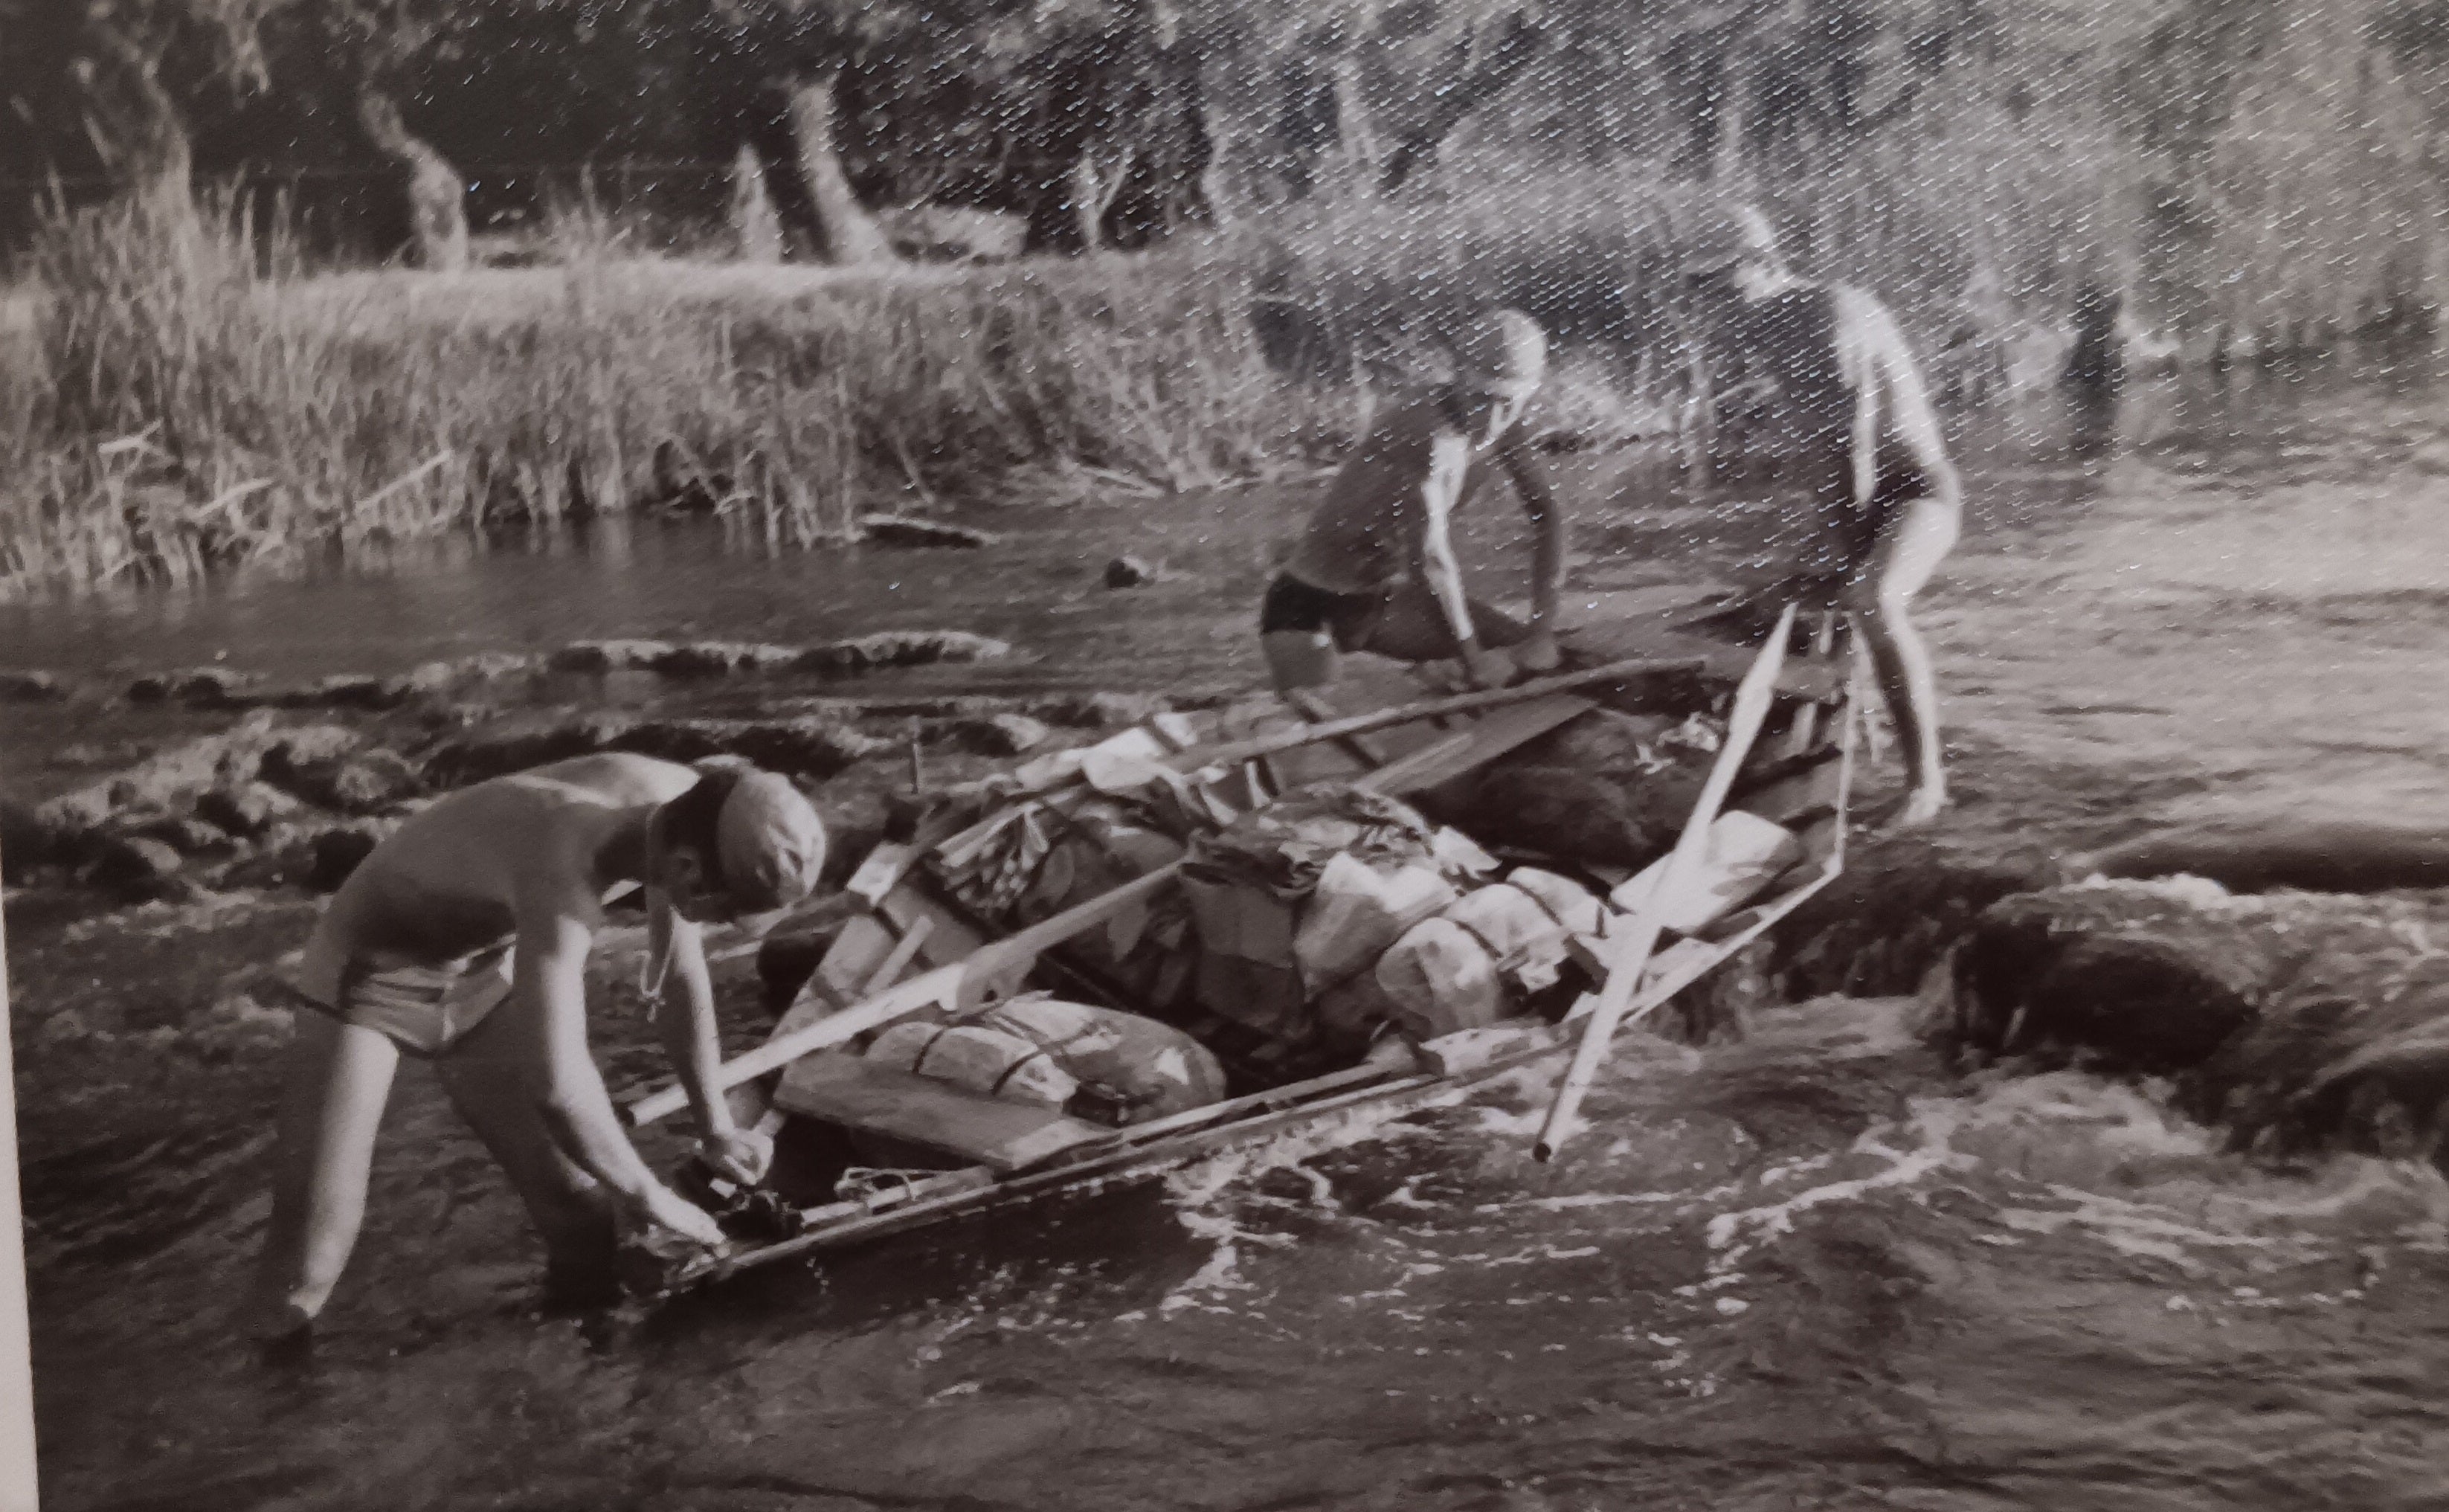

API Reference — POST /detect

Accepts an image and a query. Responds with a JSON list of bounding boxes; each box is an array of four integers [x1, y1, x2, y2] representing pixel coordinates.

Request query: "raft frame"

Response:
[[651, 643, 1860, 1295]]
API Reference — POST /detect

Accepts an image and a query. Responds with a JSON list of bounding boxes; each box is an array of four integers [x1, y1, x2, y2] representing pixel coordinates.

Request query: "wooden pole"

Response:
[[1531, 604, 1797, 1163], [625, 863, 1182, 1126], [1167, 654, 1707, 773]]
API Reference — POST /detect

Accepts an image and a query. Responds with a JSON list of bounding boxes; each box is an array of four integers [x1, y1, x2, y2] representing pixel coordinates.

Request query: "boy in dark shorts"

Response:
[[1260, 308, 1569, 695]]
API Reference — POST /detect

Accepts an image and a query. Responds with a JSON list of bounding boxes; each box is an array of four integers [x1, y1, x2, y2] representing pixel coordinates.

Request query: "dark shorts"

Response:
[[1258, 573, 1388, 652]]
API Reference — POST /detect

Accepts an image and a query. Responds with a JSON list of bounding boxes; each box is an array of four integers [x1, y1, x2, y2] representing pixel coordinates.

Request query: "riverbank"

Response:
[[16, 153, 2441, 606]]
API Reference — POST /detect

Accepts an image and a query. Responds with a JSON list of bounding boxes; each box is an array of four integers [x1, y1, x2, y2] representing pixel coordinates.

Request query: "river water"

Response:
[[10, 354, 2449, 1510]]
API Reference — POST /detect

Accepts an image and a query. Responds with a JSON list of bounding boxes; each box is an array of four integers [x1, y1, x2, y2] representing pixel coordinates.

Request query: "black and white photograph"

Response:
[[4, 0, 2449, 1505]]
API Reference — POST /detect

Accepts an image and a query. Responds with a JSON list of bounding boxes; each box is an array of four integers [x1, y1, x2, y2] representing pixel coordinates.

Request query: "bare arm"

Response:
[[1406, 431, 1481, 655], [509, 906, 666, 1204], [1496, 433, 1568, 635], [1853, 292, 1962, 508], [643, 894, 736, 1141]]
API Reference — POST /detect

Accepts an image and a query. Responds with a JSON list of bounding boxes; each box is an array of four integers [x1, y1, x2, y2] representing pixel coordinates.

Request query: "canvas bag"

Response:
[[866, 1020, 1081, 1107], [1293, 852, 1459, 991], [1180, 785, 1445, 1043]]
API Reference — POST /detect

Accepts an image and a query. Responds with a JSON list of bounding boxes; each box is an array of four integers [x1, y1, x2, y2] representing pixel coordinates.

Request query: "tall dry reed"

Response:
[[0, 202, 1313, 599]]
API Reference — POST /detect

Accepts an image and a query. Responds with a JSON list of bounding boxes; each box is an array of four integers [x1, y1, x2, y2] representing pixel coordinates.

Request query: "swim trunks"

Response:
[[1258, 572, 1387, 652], [281, 944, 516, 1058]]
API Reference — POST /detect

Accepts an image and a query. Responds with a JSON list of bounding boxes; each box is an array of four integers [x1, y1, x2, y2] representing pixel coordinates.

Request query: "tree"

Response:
[[257, 0, 473, 268], [691, 0, 900, 264], [19, 0, 284, 206]]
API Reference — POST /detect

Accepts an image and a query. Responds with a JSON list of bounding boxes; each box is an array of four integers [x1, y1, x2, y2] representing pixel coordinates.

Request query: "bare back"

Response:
[[297, 753, 698, 999], [1285, 398, 1500, 593], [1715, 283, 1960, 510]]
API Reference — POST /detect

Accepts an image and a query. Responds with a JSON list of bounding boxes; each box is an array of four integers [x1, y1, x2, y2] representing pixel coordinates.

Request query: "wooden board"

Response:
[[1372, 693, 1593, 796], [773, 1053, 1112, 1173]]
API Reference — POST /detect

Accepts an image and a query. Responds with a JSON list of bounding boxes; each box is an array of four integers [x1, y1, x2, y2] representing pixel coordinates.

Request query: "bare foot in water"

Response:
[[1893, 785, 1949, 828]]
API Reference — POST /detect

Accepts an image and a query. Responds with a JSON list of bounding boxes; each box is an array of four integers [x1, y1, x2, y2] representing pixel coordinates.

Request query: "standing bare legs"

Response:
[[247, 1011, 399, 1339], [1841, 495, 1960, 825]]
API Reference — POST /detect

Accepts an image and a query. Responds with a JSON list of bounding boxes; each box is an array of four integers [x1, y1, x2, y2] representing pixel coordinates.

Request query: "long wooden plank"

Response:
[[1162, 656, 1704, 775], [625, 863, 1185, 1125], [1362, 694, 1591, 794], [1533, 604, 1798, 1162]]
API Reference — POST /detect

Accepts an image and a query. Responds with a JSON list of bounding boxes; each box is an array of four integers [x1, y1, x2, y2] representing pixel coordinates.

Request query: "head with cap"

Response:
[[647, 760, 828, 924], [1679, 202, 1801, 305], [1438, 307, 1548, 446]]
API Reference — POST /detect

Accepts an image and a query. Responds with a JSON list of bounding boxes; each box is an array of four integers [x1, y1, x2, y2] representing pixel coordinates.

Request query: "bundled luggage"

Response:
[[866, 992, 1227, 1127]]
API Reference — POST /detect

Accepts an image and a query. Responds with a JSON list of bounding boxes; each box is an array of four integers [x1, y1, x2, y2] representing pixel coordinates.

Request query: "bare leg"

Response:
[[247, 1010, 400, 1338], [1842, 495, 1960, 826], [1261, 629, 1342, 695], [431, 1006, 620, 1282]]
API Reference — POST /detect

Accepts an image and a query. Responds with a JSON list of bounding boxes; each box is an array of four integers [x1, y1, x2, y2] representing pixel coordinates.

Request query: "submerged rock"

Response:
[[28, 711, 291, 863], [129, 815, 237, 858], [1027, 691, 1170, 729], [196, 781, 306, 838], [793, 629, 1014, 676], [89, 835, 185, 898], [126, 666, 263, 707], [646, 642, 799, 678], [856, 513, 999, 549], [265, 673, 397, 711], [1104, 555, 1160, 589], [2081, 814, 2449, 895], [949, 712, 1051, 757], [273, 750, 425, 814], [422, 712, 891, 789], [1773, 833, 2069, 999], [550, 640, 678, 674], [380, 651, 537, 701], [0, 670, 68, 703], [419, 712, 644, 788], [261, 725, 362, 776], [544, 632, 1014, 681], [1940, 878, 2449, 1166], [308, 822, 394, 892], [0, 802, 47, 881]]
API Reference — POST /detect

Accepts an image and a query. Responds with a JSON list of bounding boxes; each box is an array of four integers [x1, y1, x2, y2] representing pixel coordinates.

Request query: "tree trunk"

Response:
[[356, 86, 469, 272], [784, 70, 896, 266], [1067, 145, 1134, 252], [74, 31, 193, 208], [729, 143, 785, 264]]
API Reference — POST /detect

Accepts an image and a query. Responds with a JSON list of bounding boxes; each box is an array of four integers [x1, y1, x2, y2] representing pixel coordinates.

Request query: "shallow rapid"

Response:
[[12, 353, 2449, 1510]]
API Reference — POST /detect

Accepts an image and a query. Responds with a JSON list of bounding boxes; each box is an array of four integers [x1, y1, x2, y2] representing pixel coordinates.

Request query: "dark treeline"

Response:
[[12, 0, 2447, 287]]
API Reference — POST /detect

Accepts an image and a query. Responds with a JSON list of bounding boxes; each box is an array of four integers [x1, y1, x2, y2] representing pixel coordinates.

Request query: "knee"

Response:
[[1262, 631, 1336, 692]]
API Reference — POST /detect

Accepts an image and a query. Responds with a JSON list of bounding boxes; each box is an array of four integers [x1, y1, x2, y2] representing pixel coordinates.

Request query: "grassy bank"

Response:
[[8, 46, 2447, 606], [0, 196, 1349, 602]]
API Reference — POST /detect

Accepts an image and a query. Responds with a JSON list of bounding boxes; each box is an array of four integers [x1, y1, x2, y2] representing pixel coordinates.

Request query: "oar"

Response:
[[625, 863, 1182, 1126], [1531, 602, 1798, 1163]]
